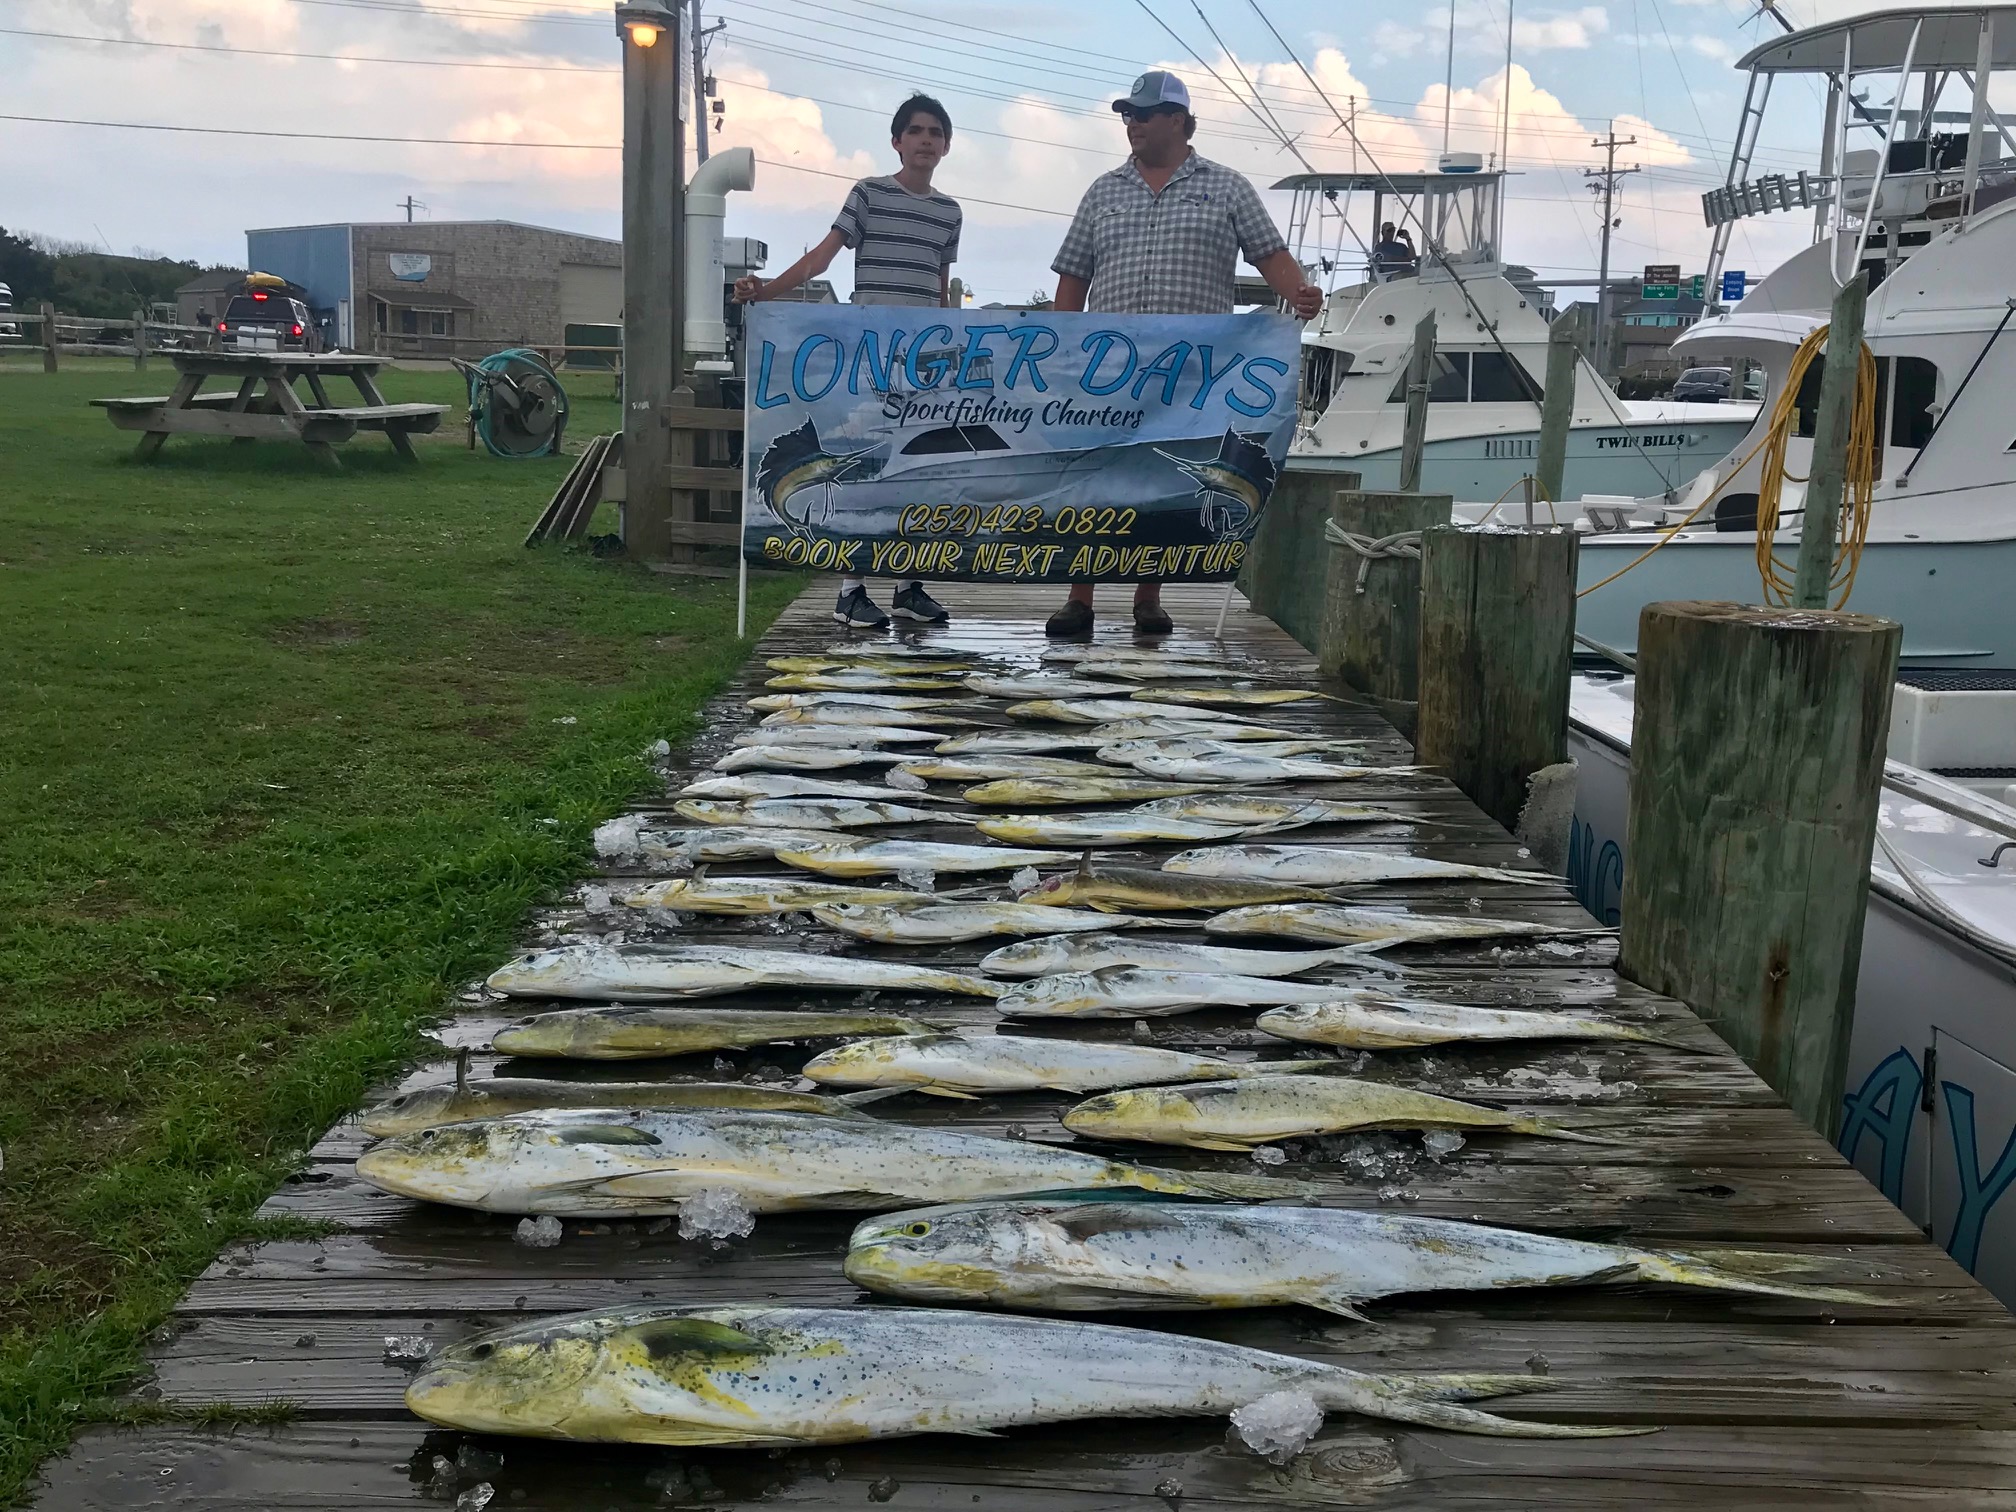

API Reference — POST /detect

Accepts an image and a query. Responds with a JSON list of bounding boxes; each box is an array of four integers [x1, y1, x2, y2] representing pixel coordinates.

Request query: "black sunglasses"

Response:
[[1117, 104, 1186, 122]]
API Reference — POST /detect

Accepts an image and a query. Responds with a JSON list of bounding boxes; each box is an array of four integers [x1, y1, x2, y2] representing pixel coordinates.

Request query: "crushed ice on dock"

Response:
[[1230, 1389, 1325, 1464]]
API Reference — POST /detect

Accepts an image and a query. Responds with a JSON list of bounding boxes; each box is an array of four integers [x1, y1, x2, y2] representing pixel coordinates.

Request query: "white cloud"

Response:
[[1514, 6, 1610, 50]]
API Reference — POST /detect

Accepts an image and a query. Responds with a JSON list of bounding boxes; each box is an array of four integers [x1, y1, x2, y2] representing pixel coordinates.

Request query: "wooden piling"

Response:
[[1619, 600, 1900, 1137], [1534, 316, 1580, 504], [1795, 273, 1869, 609], [41, 302, 57, 373], [1235, 465, 1358, 647], [1320, 489, 1451, 740], [1398, 312, 1435, 492], [1415, 523, 1579, 829]]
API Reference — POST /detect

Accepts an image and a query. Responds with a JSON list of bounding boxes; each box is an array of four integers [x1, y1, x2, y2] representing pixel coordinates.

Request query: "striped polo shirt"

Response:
[[833, 176, 962, 307]]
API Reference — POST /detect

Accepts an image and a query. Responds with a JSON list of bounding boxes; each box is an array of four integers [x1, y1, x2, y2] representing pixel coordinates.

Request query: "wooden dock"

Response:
[[33, 582, 2016, 1509]]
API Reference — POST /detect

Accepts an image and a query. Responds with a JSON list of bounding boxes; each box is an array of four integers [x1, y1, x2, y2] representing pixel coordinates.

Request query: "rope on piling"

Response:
[[1324, 521, 1423, 594]]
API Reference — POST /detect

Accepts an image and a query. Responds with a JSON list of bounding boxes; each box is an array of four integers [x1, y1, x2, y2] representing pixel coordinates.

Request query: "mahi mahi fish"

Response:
[[1127, 753, 1402, 783], [929, 729, 1108, 754], [1007, 698, 1258, 725], [678, 773, 962, 805], [893, 755, 1119, 782], [1257, 992, 1687, 1051], [809, 901, 1156, 944], [773, 839, 1074, 878], [961, 777, 1222, 807], [767, 672, 963, 692], [974, 813, 1246, 846], [979, 932, 1369, 979], [486, 944, 1001, 1001], [1027, 862, 1334, 912], [996, 968, 1356, 1019], [960, 675, 1121, 699], [804, 1032, 1337, 1096], [729, 725, 946, 748], [490, 1007, 943, 1060], [621, 877, 933, 915], [402, 1303, 1626, 1444], [747, 693, 968, 712], [1042, 646, 1235, 672], [672, 798, 967, 829], [1204, 902, 1609, 949], [361, 1075, 896, 1137], [1131, 687, 1332, 707], [846, 1202, 1878, 1317], [357, 1108, 1311, 1214], [1063, 1076, 1614, 1149], [1091, 718, 1317, 743], [712, 746, 903, 773], [768, 656, 970, 675], [1164, 845, 1553, 887], [1098, 737, 1361, 767], [759, 705, 977, 730], [635, 826, 854, 863], [1137, 795, 1409, 829]]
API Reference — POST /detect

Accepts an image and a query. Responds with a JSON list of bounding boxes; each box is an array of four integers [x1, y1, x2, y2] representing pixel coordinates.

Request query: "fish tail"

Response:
[[1335, 1376, 1655, 1438], [1511, 1118, 1630, 1146], [833, 1088, 911, 1108], [1635, 1249, 1893, 1305], [1141, 1166, 1318, 1201]]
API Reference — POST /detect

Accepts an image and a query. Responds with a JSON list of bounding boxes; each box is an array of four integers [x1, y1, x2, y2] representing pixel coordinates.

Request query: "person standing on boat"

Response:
[[1044, 71, 1323, 638], [1372, 222, 1417, 280], [735, 94, 961, 630]]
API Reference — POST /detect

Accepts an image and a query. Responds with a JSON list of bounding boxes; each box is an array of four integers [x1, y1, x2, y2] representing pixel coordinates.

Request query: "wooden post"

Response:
[[1534, 315, 1579, 504], [1795, 272, 1869, 609], [41, 302, 57, 373], [1619, 601, 1900, 1137], [1236, 465, 1357, 637], [1321, 489, 1450, 741], [132, 308, 147, 371], [1398, 311, 1435, 492], [1415, 524, 1579, 830]]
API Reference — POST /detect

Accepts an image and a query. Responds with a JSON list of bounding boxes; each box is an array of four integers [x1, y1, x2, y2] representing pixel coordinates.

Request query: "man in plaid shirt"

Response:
[[1046, 71, 1322, 638]]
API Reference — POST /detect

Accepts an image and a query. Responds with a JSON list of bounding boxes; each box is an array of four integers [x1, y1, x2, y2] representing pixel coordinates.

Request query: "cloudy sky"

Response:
[[0, 0, 1919, 302]]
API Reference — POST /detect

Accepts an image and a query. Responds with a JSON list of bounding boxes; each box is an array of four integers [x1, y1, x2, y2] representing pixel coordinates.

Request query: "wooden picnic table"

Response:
[[90, 350, 448, 468]]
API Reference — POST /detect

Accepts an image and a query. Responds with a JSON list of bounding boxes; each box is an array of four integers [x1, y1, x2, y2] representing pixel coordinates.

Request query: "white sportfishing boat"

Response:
[[1565, 668, 2016, 1308], [1460, 5, 2016, 666], [1285, 169, 1754, 500]]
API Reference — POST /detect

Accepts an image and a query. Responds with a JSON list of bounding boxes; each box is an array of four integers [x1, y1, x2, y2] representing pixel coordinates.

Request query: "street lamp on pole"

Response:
[[614, 0, 685, 559]]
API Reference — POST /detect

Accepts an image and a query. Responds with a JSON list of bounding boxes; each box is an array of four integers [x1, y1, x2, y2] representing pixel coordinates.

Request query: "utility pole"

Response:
[[1584, 123, 1639, 378], [616, 0, 686, 559], [397, 195, 424, 223], [690, 0, 725, 163]]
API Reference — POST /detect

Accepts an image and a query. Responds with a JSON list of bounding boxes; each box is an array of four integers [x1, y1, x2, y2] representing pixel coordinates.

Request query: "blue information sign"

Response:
[[1720, 270, 1747, 301]]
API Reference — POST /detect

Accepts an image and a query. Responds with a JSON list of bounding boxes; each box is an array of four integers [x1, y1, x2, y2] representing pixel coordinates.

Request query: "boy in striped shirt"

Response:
[[736, 94, 962, 628]]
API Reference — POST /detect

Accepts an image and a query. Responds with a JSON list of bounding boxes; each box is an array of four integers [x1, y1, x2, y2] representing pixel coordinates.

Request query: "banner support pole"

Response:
[[1213, 580, 1235, 637]]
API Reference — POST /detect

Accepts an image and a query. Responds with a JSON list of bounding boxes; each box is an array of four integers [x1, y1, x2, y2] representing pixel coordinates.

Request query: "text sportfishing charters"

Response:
[[750, 321, 1293, 423], [881, 392, 1149, 436]]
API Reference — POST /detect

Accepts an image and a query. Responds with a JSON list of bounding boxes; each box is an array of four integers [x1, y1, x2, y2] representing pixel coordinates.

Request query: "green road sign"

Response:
[[1642, 284, 1679, 299], [1687, 274, 1706, 298]]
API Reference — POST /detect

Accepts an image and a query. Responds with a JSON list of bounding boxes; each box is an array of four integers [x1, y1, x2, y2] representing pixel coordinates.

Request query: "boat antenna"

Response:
[[1497, 0, 1514, 245], [1443, 0, 1459, 155]]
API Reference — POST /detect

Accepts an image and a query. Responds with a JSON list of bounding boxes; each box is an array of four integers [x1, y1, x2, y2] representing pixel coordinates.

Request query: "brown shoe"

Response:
[[1045, 599, 1095, 639], [1133, 601, 1174, 635]]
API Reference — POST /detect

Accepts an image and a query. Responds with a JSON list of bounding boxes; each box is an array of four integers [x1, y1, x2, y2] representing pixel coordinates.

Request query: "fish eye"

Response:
[[468, 1342, 495, 1360], [902, 1221, 932, 1238], [418, 1129, 438, 1141]]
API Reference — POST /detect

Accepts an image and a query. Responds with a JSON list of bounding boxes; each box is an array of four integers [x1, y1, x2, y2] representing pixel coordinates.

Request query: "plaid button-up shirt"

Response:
[[1051, 152, 1288, 315]]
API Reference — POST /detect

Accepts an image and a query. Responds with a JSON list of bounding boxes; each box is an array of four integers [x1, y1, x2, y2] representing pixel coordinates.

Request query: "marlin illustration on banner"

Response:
[[754, 419, 885, 533], [1154, 429, 1279, 536]]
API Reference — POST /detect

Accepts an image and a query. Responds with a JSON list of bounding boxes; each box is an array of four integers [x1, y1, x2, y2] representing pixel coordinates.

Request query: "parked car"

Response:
[[1671, 366, 1733, 402], [217, 291, 316, 352], [0, 281, 17, 340]]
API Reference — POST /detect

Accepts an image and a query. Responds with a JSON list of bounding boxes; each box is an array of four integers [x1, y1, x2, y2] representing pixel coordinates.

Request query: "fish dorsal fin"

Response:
[[554, 1122, 662, 1146], [633, 1318, 772, 1360]]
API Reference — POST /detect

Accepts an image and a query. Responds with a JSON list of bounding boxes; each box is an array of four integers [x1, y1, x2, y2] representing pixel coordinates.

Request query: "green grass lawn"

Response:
[[0, 358, 800, 1502]]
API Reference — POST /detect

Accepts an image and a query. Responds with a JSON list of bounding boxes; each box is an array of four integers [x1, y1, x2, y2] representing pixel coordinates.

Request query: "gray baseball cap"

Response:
[[1113, 70, 1192, 113]]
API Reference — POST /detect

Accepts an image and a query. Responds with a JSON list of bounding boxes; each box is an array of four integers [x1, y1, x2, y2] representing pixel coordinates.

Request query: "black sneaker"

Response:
[[890, 582, 950, 624], [832, 585, 889, 628]]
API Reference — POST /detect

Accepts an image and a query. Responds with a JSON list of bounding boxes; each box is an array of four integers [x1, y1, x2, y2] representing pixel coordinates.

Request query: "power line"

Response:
[[0, 112, 1074, 216]]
